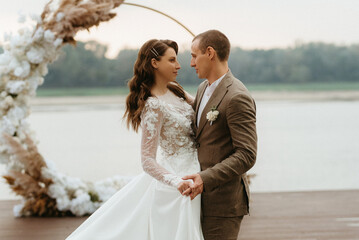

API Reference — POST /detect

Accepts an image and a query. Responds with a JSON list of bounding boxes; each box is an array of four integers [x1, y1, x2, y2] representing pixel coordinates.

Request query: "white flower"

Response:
[[56, 196, 71, 211], [41, 167, 55, 179], [44, 30, 55, 42], [0, 145, 7, 155], [26, 46, 45, 64], [3, 32, 12, 42], [32, 27, 44, 42], [0, 51, 12, 74], [10, 34, 30, 49], [56, 12, 65, 22], [48, 183, 67, 199], [38, 63, 48, 75], [0, 66, 8, 76], [6, 155, 26, 172], [0, 91, 7, 98], [64, 176, 87, 191], [206, 109, 219, 125], [53, 38, 63, 48], [6, 80, 26, 94], [27, 76, 41, 94], [70, 191, 96, 216], [20, 118, 31, 131], [0, 152, 9, 164], [13, 60, 30, 78], [0, 102, 6, 112], [0, 51, 12, 66], [30, 14, 42, 23], [38, 77, 44, 85], [9, 59, 20, 71], [0, 117, 16, 136], [94, 175, 132, 201], [0, 95, 14, 110], [94, 186, 116, 202], [7, 107, 27, 127], [4, 95, 14, 106], [13, 203, 24, 217], [16, 129, 26, 141], [43, 159, 56, 170]]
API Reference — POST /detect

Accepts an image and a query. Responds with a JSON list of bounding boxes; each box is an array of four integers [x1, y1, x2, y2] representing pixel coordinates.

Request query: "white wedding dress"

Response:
[[66, 90, 204, 240]]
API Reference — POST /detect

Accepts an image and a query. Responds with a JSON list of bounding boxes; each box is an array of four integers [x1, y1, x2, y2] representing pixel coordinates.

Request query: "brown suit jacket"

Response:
[[193, 70, 257, 217]]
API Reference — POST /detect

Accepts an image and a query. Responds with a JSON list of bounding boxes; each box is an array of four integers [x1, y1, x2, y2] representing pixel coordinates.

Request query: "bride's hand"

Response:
[[177, 181, 192, 195]]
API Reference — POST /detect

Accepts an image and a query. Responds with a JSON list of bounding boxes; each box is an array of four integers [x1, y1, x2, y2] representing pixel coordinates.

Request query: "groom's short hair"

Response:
[[193, 30, 230, 62]]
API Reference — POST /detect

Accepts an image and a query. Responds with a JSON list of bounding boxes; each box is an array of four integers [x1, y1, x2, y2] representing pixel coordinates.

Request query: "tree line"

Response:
[[1, 41, 358, 88]]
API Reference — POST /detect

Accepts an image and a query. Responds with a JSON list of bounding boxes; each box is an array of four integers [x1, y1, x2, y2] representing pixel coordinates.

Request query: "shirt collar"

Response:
[[206, 72, 226, 92]]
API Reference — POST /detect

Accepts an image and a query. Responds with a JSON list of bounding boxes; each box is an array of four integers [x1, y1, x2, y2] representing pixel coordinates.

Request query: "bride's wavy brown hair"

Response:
[[124, 39, 187, 132]]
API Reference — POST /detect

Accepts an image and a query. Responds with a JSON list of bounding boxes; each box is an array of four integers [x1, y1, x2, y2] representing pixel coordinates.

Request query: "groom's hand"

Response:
[[182, 174, 203, 200], [177, 181, 192, 195]]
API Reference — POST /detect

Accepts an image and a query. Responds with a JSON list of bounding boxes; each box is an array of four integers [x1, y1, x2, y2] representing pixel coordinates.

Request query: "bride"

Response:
[[66, 39, 204, 240]]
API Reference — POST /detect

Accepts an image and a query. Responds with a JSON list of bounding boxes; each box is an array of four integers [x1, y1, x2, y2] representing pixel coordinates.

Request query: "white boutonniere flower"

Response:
[[206, 106, 219, 126]]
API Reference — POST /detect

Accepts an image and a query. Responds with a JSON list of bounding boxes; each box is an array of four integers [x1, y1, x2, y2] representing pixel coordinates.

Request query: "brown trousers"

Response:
[[202, 216, 244, 240]]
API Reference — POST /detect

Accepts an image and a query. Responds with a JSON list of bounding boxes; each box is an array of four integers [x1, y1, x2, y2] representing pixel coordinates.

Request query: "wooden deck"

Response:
[[1, 190, 358, 240]]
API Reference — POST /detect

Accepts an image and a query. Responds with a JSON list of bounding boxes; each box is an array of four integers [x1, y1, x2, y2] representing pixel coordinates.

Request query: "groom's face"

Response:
[[191, 39, 210, 79]]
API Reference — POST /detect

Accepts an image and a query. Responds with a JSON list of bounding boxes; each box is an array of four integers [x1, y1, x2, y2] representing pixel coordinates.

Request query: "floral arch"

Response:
[[0, 0, 194, 217]]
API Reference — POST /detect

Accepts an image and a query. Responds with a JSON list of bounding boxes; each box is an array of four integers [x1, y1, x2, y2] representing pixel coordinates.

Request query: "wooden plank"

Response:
[[239, 190, 359, 240], [1, 190, 358, 240]]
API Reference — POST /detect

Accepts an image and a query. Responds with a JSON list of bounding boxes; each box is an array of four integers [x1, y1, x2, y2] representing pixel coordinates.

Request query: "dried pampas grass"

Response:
[[40, 0, 124, 44], [3, 133, 47, 180], [2, 133, 63, 216]]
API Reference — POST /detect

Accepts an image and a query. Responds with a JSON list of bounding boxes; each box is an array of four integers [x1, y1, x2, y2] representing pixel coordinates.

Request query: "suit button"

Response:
[[196, 143, 200, 148]]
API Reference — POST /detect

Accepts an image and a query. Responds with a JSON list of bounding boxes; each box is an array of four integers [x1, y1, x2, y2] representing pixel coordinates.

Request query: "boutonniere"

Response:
[[206, 106, 219, 126]]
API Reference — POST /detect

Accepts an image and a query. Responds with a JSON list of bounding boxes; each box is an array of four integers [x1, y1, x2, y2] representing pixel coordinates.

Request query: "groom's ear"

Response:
[[206, 46, 216, 60]]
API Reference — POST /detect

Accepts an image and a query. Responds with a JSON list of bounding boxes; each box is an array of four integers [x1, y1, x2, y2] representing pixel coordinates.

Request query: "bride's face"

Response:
[[153, 47, 181, 83]]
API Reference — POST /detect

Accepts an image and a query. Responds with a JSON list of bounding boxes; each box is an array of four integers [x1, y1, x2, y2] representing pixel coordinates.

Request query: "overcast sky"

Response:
[[1, 0, 358, 57]]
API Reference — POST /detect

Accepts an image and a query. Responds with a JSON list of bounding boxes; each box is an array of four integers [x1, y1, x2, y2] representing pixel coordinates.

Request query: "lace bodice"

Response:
[[140, 90, 199, 188]]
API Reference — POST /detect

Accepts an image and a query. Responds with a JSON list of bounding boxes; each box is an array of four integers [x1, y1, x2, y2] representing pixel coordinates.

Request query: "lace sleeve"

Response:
[[140, 99, 183, 188]]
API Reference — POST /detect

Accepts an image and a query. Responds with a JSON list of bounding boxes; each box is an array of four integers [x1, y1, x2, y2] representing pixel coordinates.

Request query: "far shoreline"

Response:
[[30, 90, 359, 106]]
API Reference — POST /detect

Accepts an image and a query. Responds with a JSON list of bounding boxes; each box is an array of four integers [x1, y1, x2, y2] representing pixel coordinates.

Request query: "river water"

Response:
[[1, 100, 358, 199]]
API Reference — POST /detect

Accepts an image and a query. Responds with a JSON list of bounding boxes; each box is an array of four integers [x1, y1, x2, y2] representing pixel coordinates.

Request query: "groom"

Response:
[[183, 30, 257, 239]]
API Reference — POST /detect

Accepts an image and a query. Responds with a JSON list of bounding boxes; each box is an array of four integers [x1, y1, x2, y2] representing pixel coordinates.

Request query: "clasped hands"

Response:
[[177, 174, 203, 200]]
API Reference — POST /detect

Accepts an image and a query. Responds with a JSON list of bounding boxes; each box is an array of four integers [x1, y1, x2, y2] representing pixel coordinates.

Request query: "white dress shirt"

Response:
[[197, 73, 226, 127]]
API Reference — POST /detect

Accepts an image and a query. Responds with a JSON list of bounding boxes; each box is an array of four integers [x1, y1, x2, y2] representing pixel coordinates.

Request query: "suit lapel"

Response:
[[195, 81, 208, 130], [196, 72, 233, 138]]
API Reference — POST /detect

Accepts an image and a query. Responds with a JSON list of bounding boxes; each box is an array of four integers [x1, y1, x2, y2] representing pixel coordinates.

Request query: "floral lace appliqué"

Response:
[[140, 92, 199, 188]]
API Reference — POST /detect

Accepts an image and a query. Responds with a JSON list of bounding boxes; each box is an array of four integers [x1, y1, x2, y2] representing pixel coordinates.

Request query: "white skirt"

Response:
[[66, 172, 204, 240]]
